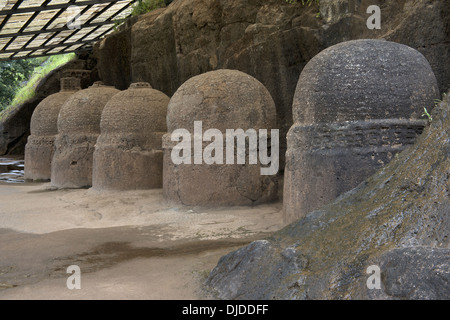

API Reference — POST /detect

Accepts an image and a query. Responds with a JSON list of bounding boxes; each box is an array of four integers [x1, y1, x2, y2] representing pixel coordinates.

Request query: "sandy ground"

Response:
[[0, 181, 284, 300]]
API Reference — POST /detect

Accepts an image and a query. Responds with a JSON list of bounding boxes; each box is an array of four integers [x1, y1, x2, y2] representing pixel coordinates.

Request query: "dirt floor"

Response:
[[0, 181, 284, 300]]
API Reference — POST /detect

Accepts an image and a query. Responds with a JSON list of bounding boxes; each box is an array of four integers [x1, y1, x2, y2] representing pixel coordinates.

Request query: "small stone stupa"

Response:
[[92, 82, 170, 190], [24, 77, 81, 181], [283, 39, 440, 224], [51, 81, 120, 188], [163, 69, 279, 206]]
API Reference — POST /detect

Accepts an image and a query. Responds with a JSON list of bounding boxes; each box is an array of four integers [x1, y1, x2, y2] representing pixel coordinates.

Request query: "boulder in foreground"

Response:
[[207, 94, 449, 300]]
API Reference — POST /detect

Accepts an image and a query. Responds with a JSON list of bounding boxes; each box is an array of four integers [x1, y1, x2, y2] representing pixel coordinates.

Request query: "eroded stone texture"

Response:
[[51, 81, 120, 188], [367, 247, 450, 300], [24, 77, 81, 181], [94, 0, 450, 173], [283, 39, 440, 224], [92, 82, 169, 190], [163, 69, 278, 206], [0, 59, 97, 156], [206, 94, 450, 300], [61, 69, 92, 89]]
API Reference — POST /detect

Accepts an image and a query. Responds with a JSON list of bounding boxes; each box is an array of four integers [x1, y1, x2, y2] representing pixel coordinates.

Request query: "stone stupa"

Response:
[[24, 77, 81, 181], [163, 69, 279, 206], [51, 81, 120, 188], [92, 82, 170, 190], [283, 39, 440, 224]]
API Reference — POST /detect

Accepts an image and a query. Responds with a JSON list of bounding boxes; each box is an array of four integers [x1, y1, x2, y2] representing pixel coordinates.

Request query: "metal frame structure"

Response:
[[0, 0, 138, 61]]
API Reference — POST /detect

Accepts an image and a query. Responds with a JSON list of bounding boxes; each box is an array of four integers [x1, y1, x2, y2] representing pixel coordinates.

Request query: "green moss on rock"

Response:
[[207, 93, 449, 300]]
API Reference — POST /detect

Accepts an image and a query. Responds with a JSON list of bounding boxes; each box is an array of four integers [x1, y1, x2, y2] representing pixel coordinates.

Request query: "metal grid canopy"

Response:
[[0, 0, 138, 61]]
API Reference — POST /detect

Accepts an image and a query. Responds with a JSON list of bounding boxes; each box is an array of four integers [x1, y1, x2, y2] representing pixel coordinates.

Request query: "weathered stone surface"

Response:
[[206, 94, 450, 300], [24, 78, 81, 181], [94, 0, 450, 170], [94, 25, 133, 90], [0, 98, 38, 156], [367, 247, 450, 300], [163, 69, 278, 206], [51, 82, 120, 189], [61, 69, 92, 89], [0, 59, 98, 156], [283, 39, 440, 223], [292, 39, 440, 125], [92, 82, 169, 190], [165, 70, 277, 133]]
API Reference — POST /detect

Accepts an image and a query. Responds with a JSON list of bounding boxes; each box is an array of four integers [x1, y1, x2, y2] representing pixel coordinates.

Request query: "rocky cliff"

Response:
[[206, 93, 449, 299], [94, 0, 450, 164]]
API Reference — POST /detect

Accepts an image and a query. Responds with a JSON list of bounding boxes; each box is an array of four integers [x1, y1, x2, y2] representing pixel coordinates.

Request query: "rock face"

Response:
[[367, 247, 450, 300], [283, 39, 440, 223], [92, 82, 169, 190], [51, 82, 120, 189], [206, 94, 449, 300], [24, 78, 81, 181], [163, 69, 278, 206], [0, 99, 39, 156], [94, 0, 450, 168]]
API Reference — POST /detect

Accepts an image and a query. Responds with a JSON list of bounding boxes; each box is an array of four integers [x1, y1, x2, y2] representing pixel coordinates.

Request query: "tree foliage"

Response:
[[131, 0, 166, 16], [0, 58, 43, 111]]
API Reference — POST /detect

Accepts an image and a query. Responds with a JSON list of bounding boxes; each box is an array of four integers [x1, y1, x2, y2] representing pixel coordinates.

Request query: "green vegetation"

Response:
[[422, 93, 448, 123], [0, 53, 75, 113], [422, 107, 432, 123], [113, 0, 167, 30], [0, 58, 43, 111], [131, 0, 166, 16]]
